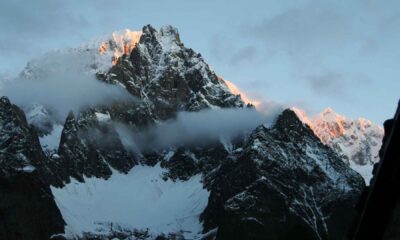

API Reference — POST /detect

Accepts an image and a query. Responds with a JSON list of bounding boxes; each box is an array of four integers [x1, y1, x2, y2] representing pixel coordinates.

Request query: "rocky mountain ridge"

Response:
[[201, 109, 364, 240]]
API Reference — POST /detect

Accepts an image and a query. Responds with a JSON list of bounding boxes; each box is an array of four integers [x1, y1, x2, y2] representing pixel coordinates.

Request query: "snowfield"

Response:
[[51, 164, 209, 239], [39, 124, 64, 152]]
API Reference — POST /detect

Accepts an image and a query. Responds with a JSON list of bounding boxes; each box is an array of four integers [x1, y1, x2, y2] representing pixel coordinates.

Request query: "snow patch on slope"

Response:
[[95, 111, 111, 123], [39, 124, 63, 152], [158, 26, 181, 53], [51, 164, 209, 239], [349, 161, 376, 184]]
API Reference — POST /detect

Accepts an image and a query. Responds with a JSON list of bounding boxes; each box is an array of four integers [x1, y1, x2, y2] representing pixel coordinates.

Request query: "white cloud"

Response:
[[115, 108, 280, 152], [0, 50, 134, 122]]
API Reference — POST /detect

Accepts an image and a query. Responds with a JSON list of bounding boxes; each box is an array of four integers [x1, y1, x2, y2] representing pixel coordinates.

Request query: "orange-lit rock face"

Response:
[[99, 42, 108, 55], [223, 79, 260, 108], [112, 49, 120, 65], [98, 30, 142, 65]]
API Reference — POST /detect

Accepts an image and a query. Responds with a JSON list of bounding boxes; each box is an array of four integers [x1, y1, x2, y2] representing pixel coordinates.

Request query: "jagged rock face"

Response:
[[0, 97, 46, 175], [143, 134, 245, 182], [56, 110, 137, 184], [0, 96, 64, 240], [0, 97, 59, 183], [160, 148, 200, 181], [201, 109, 365, 240], [50, 25, 246, 185], [103, 25, 244, 121], [157, 144, 230, 181]]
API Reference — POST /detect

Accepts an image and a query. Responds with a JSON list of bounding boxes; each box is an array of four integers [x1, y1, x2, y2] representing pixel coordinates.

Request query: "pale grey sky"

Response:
[[0, 0, 399, 124]]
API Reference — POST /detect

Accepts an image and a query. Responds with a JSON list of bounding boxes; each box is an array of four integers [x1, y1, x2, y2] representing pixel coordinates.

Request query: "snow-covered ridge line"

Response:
[[220, 77, 260, 108]]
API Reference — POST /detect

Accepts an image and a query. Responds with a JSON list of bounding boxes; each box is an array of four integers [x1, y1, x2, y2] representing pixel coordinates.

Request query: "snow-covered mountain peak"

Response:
[[318, 107, 346, 123], [138, 24, 182, 55], [292, 107, 384, 183], [159, 25, 179, 35], [313, 108, 347, 144], [56, 25, 179, 72], [102, 25, 245, 117]]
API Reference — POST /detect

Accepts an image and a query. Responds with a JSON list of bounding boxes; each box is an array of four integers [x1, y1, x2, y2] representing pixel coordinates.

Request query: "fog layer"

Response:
[[115, 107, 281, 152], [0, 50, 134, 122]]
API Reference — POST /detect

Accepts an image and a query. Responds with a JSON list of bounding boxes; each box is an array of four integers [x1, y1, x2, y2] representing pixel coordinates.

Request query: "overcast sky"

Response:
[[0, 0, 399, 124]]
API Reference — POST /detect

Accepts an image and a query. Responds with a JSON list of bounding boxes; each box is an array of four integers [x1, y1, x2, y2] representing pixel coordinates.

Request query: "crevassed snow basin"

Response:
[[51, 164, 209, 239]]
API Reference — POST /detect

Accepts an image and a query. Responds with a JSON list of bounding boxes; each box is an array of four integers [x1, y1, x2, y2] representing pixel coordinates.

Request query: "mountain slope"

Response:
[[0, 97, 64, 240], [201, 109, 364, 240]]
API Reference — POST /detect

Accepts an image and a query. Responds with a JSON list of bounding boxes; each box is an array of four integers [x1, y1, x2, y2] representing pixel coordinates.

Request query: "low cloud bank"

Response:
[[0, 50, 134, 122], [116, 107, 282, 152]]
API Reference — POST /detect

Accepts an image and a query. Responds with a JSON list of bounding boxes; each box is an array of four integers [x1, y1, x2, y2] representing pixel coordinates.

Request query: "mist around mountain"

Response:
[[0, 25, 383, 240]]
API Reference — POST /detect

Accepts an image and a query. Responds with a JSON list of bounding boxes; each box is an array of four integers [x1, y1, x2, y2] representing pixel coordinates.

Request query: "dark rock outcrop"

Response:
[[55, 109, 137, 184], [0, 97, 49, 176], [0, 96, 64, 240], [349, 101, 400, 240]]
